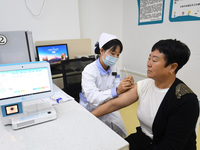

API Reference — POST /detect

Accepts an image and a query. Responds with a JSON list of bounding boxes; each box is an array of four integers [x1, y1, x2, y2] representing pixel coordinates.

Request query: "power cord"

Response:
[[24, 0, 45, 17]]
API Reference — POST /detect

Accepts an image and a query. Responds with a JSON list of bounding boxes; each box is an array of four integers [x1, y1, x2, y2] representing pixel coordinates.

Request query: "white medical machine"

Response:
[[0, 61, 57, 129], [0, 30, 36, 64]]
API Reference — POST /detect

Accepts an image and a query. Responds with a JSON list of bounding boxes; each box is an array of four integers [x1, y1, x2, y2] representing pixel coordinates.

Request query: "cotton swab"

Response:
[[124, 68, 133, 85], [124, 68, 129, 77]]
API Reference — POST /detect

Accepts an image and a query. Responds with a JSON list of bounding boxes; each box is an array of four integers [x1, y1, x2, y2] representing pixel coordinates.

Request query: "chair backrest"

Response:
[[61, 57, 95, 102], [195, 100, 200, 135]]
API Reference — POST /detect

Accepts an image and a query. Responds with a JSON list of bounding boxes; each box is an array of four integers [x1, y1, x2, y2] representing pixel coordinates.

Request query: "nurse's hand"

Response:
[[116, 75, 134, 95], [125, 75, 134, 85]]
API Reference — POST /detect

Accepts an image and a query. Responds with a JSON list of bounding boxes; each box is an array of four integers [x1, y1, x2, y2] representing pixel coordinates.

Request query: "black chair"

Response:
[[61, 57, 95, 102]]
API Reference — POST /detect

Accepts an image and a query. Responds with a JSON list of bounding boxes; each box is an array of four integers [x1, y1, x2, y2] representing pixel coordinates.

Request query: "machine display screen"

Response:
[[36, 44, 69, 65], [0, 67, 51, 100], [0, 61, 54, 106]]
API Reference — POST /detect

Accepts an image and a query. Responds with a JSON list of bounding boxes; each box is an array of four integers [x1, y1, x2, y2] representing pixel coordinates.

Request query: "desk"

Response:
[[0, 85, 129, 150], [50, 63, 83, 90], [50, 61, 84, 76]]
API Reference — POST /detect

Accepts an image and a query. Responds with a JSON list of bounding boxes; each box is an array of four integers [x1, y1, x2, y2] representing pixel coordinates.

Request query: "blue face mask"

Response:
[[103, 54, 118, 66]]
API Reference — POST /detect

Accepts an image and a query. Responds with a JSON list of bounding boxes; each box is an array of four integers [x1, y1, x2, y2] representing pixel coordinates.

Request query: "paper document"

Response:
[[40, 91, 74, 106]]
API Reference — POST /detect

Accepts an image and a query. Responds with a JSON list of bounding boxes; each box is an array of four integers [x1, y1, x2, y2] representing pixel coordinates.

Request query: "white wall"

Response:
[[0, 0, 80, 42], [78, 0, 200, 97], [1, 0, 199, 97], [122, 0, 200, 98], [78, 0, 123, 68]]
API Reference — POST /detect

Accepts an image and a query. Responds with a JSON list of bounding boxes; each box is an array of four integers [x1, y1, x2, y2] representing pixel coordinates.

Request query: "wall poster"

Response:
[[137, 0, 165, 25], [169, 0, 200, 22]]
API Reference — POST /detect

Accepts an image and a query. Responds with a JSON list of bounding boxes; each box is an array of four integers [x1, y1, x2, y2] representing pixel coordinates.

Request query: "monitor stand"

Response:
[[1, 100, 57, 129]]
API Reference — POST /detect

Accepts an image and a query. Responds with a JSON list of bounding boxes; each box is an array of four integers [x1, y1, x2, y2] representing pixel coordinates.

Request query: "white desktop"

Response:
[[0, 61, 129, 150], [0, 61, 56, 129]]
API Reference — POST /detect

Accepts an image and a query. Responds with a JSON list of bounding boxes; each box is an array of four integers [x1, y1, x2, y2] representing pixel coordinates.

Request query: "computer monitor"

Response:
[[0, 61, 54, 107], [36, 44, 69, 65]]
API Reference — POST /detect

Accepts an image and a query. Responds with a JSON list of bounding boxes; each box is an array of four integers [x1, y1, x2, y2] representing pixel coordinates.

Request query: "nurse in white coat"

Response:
[[79, 33, 134, 138]]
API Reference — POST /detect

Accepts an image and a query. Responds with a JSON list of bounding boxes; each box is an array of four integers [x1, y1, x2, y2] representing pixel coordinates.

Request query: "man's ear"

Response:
[[170, 63, 178, 74]]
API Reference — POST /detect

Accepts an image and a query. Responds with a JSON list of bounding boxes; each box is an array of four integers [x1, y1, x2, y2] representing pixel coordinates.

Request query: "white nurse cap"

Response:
[[99, 33, 117, 48]]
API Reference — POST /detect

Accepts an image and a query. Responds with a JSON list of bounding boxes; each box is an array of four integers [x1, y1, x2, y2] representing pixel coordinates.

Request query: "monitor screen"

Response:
[[36, 44, 69, 65], [0, 61, 54, 106]]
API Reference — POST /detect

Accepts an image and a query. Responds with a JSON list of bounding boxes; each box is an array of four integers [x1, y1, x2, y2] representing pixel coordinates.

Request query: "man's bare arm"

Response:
[[92, 83, 138, 117]]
